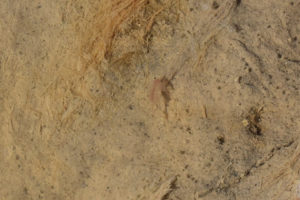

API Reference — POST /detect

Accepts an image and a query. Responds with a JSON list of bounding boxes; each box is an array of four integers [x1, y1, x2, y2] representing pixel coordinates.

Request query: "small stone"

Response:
[[242, 119, 249, 127]]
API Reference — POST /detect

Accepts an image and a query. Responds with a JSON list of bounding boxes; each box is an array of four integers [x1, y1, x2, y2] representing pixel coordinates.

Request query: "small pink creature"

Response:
[[149, 71, 178, 119]]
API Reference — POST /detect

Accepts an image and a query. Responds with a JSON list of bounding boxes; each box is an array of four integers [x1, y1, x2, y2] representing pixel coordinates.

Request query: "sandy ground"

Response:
[[0, 0, 299, 199]]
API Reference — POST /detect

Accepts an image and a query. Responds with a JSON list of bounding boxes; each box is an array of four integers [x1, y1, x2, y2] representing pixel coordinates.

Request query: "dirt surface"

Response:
[[0, 0, 300, 199]]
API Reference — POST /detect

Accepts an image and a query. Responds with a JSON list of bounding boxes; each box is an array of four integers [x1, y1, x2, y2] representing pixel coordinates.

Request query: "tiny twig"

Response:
[[202, 105, 207, 118]]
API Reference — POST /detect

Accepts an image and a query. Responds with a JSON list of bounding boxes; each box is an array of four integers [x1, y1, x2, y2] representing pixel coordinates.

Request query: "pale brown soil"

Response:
[[0, 0, 299, 199]]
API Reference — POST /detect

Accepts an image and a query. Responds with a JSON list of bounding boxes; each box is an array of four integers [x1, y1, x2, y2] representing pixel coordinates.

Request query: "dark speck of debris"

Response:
[[238, 76, 242, 83], [217, 136, 225, 145], [128, 105, 134, 110], [212, 1, 219, 9], [186, 127, 192, 134], [233, 24, 242, 32], [244, 107, 263, 136], [244, 170, 250, 176], [277, 53, 282, 59], [138, 122, 145, 127], [24, 187, 28, 194], [268, 74, 272, 79]]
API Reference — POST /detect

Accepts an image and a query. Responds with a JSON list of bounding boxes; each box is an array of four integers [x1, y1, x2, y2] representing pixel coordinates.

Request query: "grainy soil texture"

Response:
[[0, 0, 300, 200]]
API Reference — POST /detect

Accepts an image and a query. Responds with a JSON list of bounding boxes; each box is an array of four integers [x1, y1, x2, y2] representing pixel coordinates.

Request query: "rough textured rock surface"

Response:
[[0, 0, 299, 199]]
